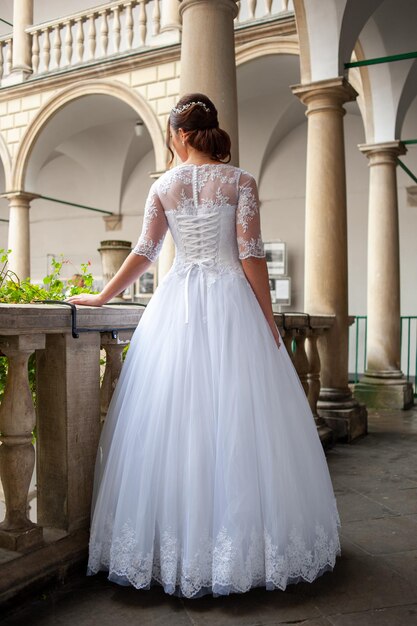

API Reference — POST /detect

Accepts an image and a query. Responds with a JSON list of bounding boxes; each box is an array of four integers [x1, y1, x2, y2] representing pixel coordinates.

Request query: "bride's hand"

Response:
[[66, 293, 105, 307], [270, 324, 281, 349]]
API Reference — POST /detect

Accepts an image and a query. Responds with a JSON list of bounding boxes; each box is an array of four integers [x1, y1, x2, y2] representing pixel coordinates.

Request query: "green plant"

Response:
[[0, 249, 97, 304], [0, 250, 98, 414]]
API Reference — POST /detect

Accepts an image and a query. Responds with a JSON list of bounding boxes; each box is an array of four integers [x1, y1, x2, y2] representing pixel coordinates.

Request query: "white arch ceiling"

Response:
[[294, 0, 417, 143]]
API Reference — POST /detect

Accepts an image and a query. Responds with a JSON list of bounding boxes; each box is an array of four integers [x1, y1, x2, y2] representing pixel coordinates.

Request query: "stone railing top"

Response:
[[0, 303, 144, 335], [274, 313, 335, 331]]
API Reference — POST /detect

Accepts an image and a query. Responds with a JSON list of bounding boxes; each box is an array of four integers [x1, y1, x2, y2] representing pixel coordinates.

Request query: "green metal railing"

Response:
[[345, 51, 417, 69], [350, 316, 417, 395]]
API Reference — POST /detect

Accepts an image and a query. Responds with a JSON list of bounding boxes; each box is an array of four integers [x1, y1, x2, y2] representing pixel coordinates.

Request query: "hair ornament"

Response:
[[172, 101, 211, 115]]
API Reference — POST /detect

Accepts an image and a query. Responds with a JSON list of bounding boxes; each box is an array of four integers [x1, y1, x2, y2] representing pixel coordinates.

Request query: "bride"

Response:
[[68, 93, 341, 598]]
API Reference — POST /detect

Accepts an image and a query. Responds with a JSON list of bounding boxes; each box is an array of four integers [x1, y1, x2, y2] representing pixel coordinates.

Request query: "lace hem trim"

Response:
[[88, 519, 341, 598]]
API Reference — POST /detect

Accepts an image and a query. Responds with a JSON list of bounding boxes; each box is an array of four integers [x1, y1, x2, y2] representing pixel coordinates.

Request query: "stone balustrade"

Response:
[[236, 0, 292, 23], [274, 312, 336, 449], [0, 304, 332, 603], [0, 0, 293, 82], [27, 1, 162, 76]]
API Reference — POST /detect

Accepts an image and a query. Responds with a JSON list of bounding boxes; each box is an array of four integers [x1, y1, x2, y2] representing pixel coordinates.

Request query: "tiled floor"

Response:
[[2, 409, 417, 626]]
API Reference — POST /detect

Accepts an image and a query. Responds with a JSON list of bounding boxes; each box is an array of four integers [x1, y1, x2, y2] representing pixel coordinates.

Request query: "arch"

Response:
[[0, 132, 12, 190], [347, 40, 375, 143], [12, 78, 167, 190], [236, 35, 299, 66], [292, 0, 311, 83], [395, 59, 417, 139]]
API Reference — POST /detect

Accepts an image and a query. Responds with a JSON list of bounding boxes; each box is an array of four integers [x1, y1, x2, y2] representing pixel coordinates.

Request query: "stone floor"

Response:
[[2, 409, 417, 626]]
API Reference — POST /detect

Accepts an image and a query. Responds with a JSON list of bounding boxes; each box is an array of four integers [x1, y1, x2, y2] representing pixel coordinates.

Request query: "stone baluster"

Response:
[[88, 14, 97, 60], [0, 334, 45, 551], [235, 1, 241, 21], [64, 21, 73, 65], [139, 0, 147, 46], [6, 38, 13, 75], [100, 11, 109, 56], [306, 327, 335, 447], [283, 0, 289, 10], [100, 332, 132, 424], [76, 18, 84, 63], [112, 6, 121, 52], [53, 24, 62, 68], [292, 327, 309, 396], [153, 0, 161, 36], [0, 42, 4, 80], [306, 328, 321, 414], [126, 3, 134, 49], [42, 27, 51, 71], [31, 30, 39, 72], [283, 329, 295, 363], [248, 0, 257, 18], [265, 0, 273, 14]]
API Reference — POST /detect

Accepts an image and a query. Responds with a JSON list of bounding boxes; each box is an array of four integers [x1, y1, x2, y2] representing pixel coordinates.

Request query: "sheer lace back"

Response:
[[132, 164, 265, 264]]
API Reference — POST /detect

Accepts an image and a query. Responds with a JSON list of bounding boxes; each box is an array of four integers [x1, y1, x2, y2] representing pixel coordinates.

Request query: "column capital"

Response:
[[291, 77, 357, 115], [0, 191, 40, 203], [359, 140, 407, 165], [179, 0, 238, 19]]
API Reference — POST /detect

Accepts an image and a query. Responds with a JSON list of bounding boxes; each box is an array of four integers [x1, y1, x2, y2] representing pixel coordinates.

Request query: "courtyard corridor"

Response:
[[1, 409, 417, 626]]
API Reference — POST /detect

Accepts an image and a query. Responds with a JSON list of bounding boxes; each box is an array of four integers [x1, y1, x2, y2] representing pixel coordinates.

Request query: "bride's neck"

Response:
[[182, 147, 220, 166]]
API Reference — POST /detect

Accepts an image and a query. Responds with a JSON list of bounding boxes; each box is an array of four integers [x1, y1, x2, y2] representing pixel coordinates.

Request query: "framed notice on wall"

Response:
[[264, 241, 287, 276], [269, 276, 291, 306]]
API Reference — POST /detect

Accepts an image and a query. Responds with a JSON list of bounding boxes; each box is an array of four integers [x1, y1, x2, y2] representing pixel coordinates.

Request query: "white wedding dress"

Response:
[[87, 163, 341, 598]]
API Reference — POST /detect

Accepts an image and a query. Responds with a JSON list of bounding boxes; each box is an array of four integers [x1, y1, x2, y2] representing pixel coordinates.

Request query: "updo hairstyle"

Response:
[[166, 93, 231, 164]]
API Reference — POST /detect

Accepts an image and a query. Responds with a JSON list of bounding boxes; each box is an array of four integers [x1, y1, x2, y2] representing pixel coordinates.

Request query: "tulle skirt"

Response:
[[87, 268, 341, 598]]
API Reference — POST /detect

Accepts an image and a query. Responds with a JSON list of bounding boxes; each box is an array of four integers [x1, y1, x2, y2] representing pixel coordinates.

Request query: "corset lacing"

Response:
[[175, 212, 220, 324]]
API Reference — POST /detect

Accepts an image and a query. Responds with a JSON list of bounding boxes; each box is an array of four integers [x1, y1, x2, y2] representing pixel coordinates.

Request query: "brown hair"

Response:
[[166, 93, 231, 165]]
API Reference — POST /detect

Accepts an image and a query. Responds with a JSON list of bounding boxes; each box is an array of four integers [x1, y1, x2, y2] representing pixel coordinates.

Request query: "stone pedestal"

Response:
[[98, 240, 132, 302], [179, 0, 239, 165], [354, 141, 413, 410], [292, 77, 367, 441], [2, 0, 33, 85], [36, 332, 101, 532]]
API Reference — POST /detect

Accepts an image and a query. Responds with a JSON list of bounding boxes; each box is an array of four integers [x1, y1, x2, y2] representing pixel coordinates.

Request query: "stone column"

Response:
[[5, 192, 38, 281], [355, 142, 413, 409], [179, 0, 239, 165], [292, 77, 367, 441], [5, 0, 33, 84]]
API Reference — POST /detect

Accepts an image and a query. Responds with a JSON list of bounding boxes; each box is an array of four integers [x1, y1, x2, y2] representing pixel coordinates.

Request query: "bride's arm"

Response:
[[241, 257, 280, 348], [68, 182, 168, 306], [67, 253, 152, 306], [236, 172, 280, 348]]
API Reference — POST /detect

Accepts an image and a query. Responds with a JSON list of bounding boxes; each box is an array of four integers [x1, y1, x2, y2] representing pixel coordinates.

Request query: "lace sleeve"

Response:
[[236, 171, 265, 260], [132, 182, 168, 262]]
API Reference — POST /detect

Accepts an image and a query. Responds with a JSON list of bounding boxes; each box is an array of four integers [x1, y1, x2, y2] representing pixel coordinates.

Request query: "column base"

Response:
[[354, 373, 414, 410], [315, 416, 336, 449], [317, 387, 368, 442], [0, 524, 43, 552]]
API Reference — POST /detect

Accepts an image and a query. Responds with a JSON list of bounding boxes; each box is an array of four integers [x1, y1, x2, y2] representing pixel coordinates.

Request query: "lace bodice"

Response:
[[132, 164, 265, 267]]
